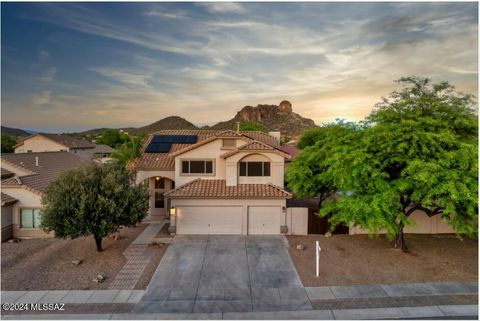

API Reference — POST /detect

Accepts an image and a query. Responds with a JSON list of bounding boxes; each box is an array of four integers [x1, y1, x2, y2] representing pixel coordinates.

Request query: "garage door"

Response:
[[248, 206, 281, 235], [176, 206, 243, 235]]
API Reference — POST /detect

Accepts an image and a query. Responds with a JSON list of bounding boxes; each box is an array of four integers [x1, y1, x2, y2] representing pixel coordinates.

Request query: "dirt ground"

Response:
[[287, 234, 478, 287], [1, 224, 147, 291]]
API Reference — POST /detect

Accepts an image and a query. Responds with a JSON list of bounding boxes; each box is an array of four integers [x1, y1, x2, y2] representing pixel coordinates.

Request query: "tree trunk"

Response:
[[94, 235, 103, 252], [394, 223, 408, 251]]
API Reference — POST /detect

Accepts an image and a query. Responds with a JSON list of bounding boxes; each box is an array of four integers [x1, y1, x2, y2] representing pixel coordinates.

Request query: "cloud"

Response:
[[40, 66, 57, 82], [2, 2, 477, 132], [90, 66, 153, 87], [198, 2, 246, 14], [31, 91, 52, 105], [144, 9, 189, 20], [39, 49, 50, 61]]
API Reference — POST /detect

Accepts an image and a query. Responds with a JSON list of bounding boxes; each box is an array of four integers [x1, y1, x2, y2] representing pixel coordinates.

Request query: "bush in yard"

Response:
[[40, 162, 149, 252], [287, 77, 478, 251]]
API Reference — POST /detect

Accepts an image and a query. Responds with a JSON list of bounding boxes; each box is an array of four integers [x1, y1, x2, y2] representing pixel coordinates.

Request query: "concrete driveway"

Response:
[[135, 235, 311, 313]]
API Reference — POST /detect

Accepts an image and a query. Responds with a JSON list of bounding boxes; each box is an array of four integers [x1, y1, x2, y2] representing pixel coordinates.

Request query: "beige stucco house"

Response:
[[1, 151, 84, 240], [14, 133, 114, 162], [132, 129, 311, 235]]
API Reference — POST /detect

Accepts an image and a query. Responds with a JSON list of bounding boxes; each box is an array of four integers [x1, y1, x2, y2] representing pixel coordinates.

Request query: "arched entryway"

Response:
[[139, 175, 175, 222]]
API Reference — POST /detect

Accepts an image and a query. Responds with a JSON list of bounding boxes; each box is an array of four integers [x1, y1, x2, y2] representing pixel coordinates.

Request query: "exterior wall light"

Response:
[[282, 206, 286, 214], [170, 206, 176, 216], [155, 176, 160, 181]]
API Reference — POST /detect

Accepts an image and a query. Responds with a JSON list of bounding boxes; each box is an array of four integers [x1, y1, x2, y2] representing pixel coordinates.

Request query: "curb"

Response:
[[1, 304, 478, 320]]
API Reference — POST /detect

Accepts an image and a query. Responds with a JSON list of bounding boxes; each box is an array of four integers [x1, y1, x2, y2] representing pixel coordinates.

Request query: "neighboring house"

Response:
[[132, 129, 309, 235], [14, 133, 115, 162], [1, 151, 84, 240]]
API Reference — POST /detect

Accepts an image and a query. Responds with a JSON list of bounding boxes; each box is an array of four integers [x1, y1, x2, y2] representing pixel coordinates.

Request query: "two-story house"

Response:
[[14, 133, 115, 163], [132, 129, 309, 235]]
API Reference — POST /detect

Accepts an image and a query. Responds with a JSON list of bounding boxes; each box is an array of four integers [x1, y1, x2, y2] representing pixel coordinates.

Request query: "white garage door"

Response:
[[176, 206, 243, 235], [248, 206, 281, 235]]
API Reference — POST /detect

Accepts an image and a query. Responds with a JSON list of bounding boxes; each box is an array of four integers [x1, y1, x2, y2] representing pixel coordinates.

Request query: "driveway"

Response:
[[135, 235, 311, 313]]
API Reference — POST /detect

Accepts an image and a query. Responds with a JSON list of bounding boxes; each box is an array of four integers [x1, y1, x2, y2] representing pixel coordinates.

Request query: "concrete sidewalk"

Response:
[[2, 281, 476, 305], [305, 282, 478, 300], [2, 304, 477, 320], [1, 290, 145, 305]]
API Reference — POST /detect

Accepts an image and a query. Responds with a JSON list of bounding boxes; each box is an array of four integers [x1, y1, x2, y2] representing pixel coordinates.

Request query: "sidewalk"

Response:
[[1, 304, 477, 319], [2, 281, 475, 305], [1, 281, 477, 319]]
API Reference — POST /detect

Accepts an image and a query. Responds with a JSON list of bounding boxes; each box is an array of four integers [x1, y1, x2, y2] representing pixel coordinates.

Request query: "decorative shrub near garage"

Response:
[[41, 162, 149, 251]]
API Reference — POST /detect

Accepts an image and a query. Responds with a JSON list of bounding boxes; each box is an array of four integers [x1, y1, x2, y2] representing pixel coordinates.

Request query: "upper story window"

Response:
[[181, 160, 213, 175], [239, 161, 271, 177], [222, 139, 236, 148]]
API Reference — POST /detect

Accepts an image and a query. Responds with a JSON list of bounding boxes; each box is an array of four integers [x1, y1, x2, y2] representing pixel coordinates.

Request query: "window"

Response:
[[181, 160, 214, 174], [239, 162, 271, 177], [20, 209, 42, 228], [155, 192, 164, 208], [27, 150, 32, 153], [222, 139, 236, 148], [154, 177, 165, 189]]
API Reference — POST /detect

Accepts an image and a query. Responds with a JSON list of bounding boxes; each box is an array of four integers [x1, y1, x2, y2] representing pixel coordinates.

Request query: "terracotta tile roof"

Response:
[[281, 144, 300, 158], [1, 192, 18, 206], [133, 130, 281, 171], [1, 167, 14, 179], [164, 179, 292, 199], [15, 133, 95, 149], [1, 151, 85, 194], [220, 141, 292, 160]]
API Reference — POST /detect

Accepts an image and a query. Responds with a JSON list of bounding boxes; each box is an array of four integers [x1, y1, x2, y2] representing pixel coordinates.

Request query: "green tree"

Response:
[[40, 163, 149, 251], [239, 121, 268, 132], [286, 121, 360, 208], [287, 77, 478, 250], [111, 134, 145, 167], [96, 129, 127, 148], [297, 119, 357, 149], [1, 134, 17, 153]]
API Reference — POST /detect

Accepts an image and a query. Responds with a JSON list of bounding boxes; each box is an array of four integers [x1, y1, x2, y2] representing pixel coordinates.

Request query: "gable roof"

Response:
[[1, 192, 18, 206], [164, 179, 292, 199], [1, 151, 84, 194], [14, 133, 95, 150], [220, 141, 292, 160], [1, 167, 14, 180], [132, 129, 283, 171]]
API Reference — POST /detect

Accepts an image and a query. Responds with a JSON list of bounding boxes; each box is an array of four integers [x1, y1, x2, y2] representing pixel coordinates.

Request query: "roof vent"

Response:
[[35, 157, 39, 166]]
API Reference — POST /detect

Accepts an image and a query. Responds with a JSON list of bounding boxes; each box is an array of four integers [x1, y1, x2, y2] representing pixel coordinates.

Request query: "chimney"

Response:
[[269, 131, 281, 144], [235, 121, 240, 132], [35, 157, 39, 166]]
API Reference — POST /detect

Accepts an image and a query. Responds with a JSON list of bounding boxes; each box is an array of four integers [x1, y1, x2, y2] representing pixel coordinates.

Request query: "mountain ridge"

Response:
[[5, 101, 317, 140]]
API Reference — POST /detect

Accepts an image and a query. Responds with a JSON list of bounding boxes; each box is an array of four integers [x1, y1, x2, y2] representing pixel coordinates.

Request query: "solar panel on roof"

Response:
[[145, 135, 198, 153], [145, 143, 172, 153], [151, 135, 198, 144]]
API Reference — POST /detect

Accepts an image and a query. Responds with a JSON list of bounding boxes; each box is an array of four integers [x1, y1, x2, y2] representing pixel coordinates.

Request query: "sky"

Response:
[[1, 2, 478, 133]]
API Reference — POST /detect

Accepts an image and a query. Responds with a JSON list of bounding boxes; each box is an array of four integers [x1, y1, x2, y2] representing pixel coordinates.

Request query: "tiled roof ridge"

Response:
[[220, 140, 292, 159], [165, 178, 291, 199], [163, 178, 201, 197]]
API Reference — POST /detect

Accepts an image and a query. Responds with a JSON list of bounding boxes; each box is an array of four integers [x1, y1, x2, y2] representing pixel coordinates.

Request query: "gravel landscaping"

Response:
[[287, 234, 478, 287], [1, 224, 162, 291]]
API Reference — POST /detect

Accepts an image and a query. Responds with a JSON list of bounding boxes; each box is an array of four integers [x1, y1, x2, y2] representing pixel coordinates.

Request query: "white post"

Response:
[[316, 240, 321, 277]]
